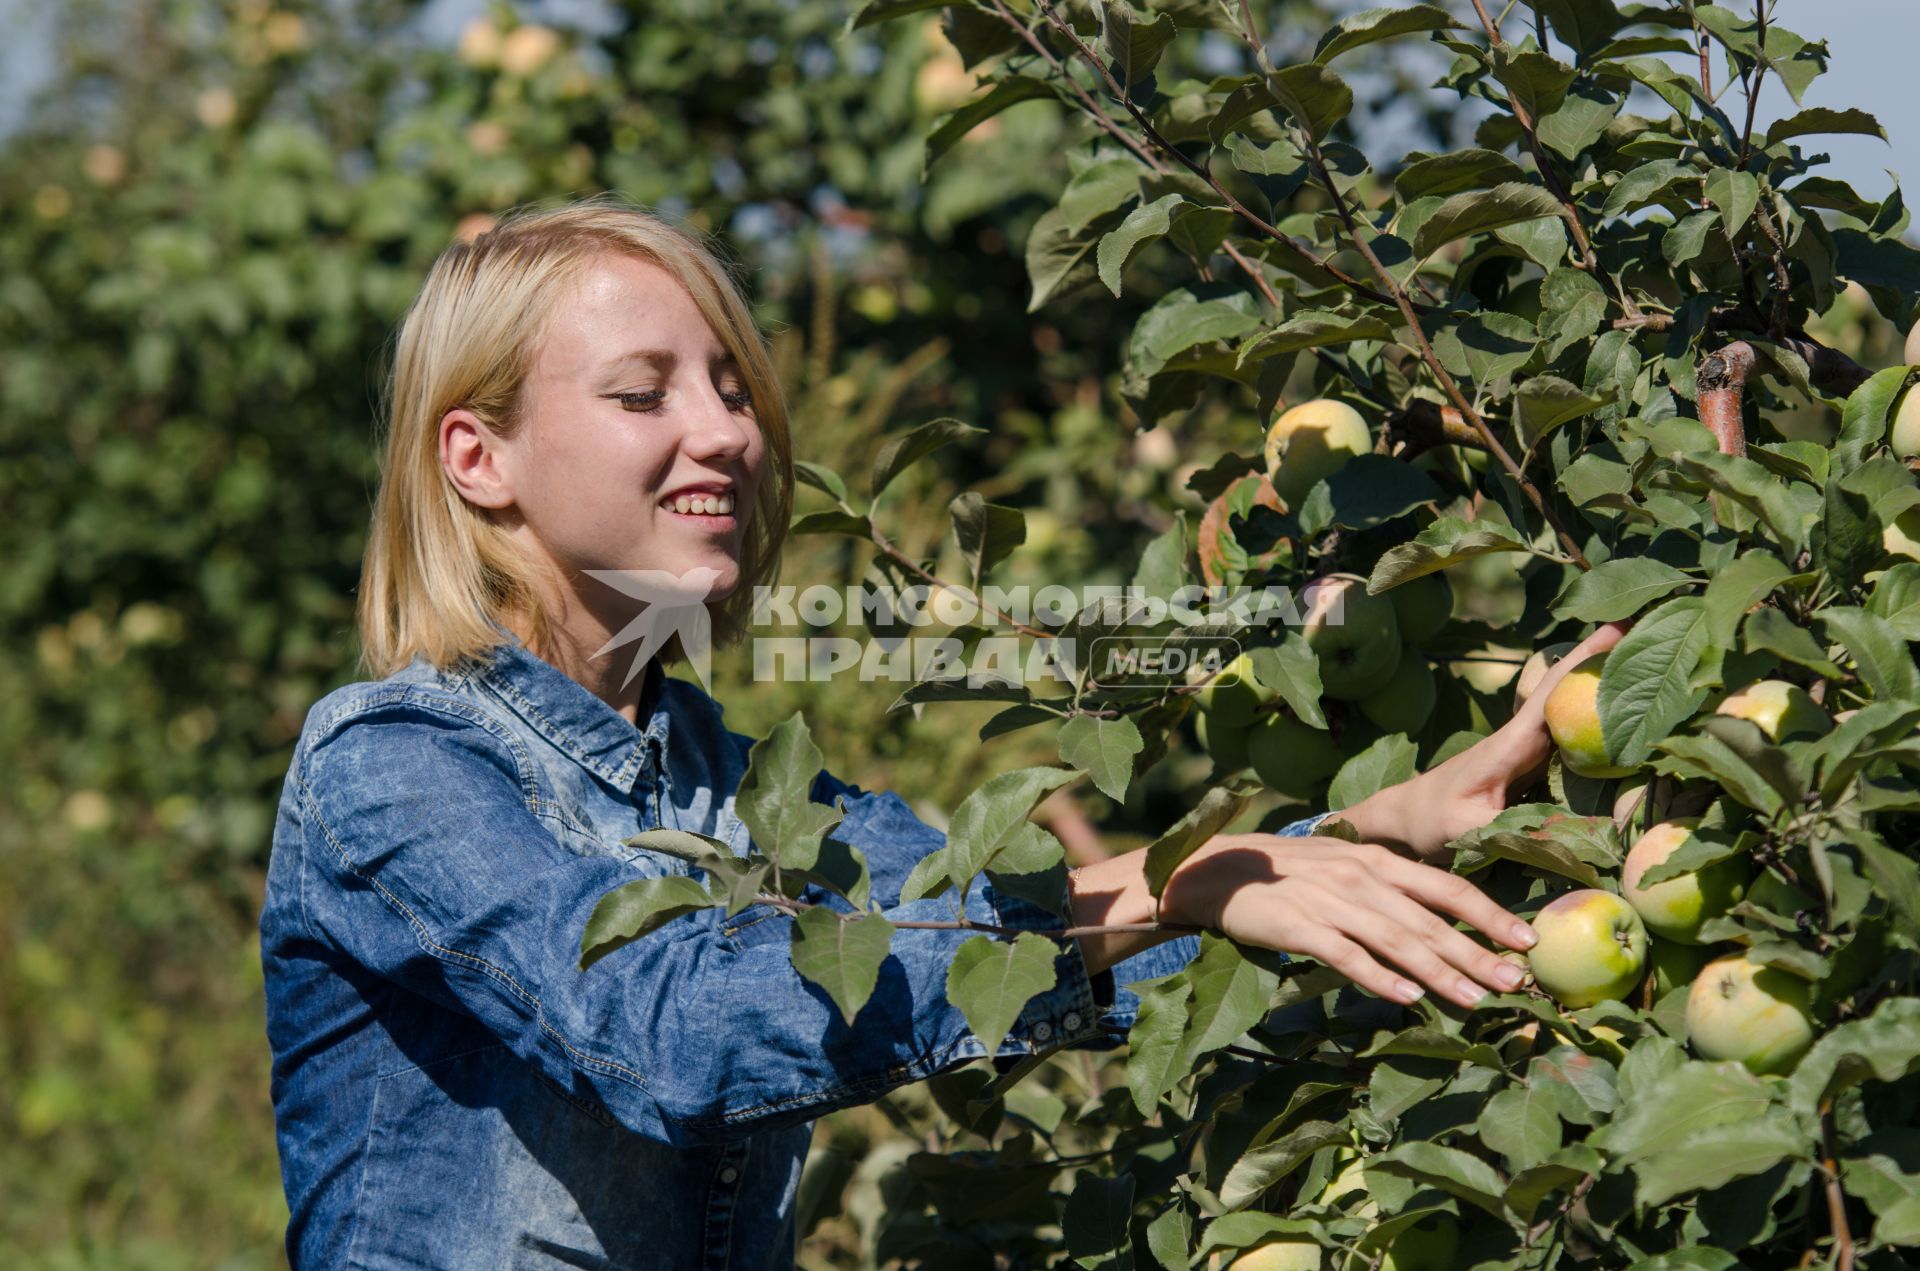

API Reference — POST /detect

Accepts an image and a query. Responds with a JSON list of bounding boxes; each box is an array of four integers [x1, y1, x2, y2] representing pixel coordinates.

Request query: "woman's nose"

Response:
[[682, 383, 755, 460]]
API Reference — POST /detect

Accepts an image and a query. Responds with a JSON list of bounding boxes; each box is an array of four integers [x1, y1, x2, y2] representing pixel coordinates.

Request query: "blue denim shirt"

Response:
[[261, 625, 1328, 1269]]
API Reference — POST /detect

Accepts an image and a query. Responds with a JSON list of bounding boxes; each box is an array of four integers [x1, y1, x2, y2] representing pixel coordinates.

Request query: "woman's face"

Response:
[[446, 252, 766, 612]]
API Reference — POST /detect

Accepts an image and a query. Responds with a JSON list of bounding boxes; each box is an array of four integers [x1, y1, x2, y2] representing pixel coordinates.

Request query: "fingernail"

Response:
[[1511, 923, 1538, 949], [1396, 980, 1425, 1003], [1498, 964, 1525, 989], [1458, 980, 1487, 1007]]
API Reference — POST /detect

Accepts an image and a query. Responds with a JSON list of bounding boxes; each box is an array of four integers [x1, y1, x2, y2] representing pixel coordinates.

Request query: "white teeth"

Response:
[[668, 493, 734, 515]]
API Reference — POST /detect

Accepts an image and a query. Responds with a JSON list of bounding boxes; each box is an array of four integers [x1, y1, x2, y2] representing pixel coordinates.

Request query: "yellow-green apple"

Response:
[[1891, 384, 1920, 460], [1686, 954, 1817, 1074], [498, 23, 561, 75], [1648, 938, 1720, 997], [1621, 819, 1749, 944], [1191, 652, 1276, 727], [1387, 572, 1453, 644], [1248, 712, 1343, 798], [1527, 889, 1649, 1008], [1264, 399, 1371, 509], [1906, 319, 1920, 368], [1611, 778, 1654, 831], [1357, 654, 1437, 735], [1715, 679, 1831, 741], [1301, 575, 1402, 701], [1227, 1239, 1324, 1271], [1196, 711, 1253, 773], [1382, 1215, 1461, 1271], [1543, 653, 1636, 778], [1512, 641, 1580, 710], [1885, 508, 1920, 561]]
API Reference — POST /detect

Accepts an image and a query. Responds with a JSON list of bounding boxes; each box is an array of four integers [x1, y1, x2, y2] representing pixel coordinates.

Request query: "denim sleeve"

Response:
[[295, 701, 1107, 1149], [811, 764, 1332, 1041]]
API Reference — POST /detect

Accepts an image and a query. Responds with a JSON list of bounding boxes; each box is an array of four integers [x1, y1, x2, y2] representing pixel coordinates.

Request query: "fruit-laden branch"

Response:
[[1696, 338, 1876, 458], [1466, 0, 1642, 320], [865, 521, 1056, 639], [1224, 31, 1591, 569], [755, 891, 1199, 942]]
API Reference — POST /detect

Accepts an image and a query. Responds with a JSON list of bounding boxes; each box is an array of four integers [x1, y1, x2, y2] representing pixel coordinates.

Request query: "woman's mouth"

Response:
[[662, 492, 736, 530]]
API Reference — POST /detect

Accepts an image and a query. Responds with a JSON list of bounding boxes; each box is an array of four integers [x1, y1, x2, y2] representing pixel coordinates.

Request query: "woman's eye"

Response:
[[720, 388, 755, 412], [614, 392, 665, 413]]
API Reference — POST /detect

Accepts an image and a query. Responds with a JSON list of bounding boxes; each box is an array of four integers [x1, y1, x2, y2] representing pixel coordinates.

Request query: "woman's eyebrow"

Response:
[[601, 348, 741, 374]]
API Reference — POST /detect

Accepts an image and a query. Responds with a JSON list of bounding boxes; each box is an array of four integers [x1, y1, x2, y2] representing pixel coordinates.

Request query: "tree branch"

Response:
[[1822, 1104, 1857, 1271], [758, 893, 1203, 942], [1697, 341, 1757, 457]]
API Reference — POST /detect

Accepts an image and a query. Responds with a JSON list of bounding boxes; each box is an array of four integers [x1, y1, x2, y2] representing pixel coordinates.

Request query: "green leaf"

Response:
[[1480, 1084, 1564, 1173], [1867, 563, 1920, 639], [1180, 934, 1281, 1065], [1145, 1204, 1193, 1271], [1027, 204, 1115, 313], [1373, 1141, 1511, 1219], [1128, 288, 1264, 377], [1328, 734, 1418, 809], [579, 875, 719, 970], [794, 460, 850, 505], [872, 418, 987, 500], [1652, 734, 1786, 817], [1064, 1171, 1136, 1266], [1601, 159, 1698, 219], [1142, 783, 1260, 898], [1059, 715, 1145, 803], [1395, 148, 1526, 199], [1550, 558, 1694, 623], [946, 932, 1060, 1058], [925, 78, 1056, 173], [1100, 0, 1176, 85], [1701, 553, 1790, 649], [1127, 975, 1193, 1116], [908, 766, 1079, 902], [1235, 309, 1394, 364], [1597, 597, 1712, 767], [1590, 1059, 1775, 1164], [1631, 1113, 1811, 1206], [1764, 106, 1887, 147], [1820, 606, 1920, 701], [1313, 4, 1460, 62], [1788, 996, 1920, 1115], [1413, 181, 1564, 258], [949, 491, 1026, 588], [1248, 635, 1327, 730], [1702, 167, 1761, 237], [847, 0, 951, 30], [1742, 606, 1842, 679], [1514, 374, 1612, 440], [1368, 517, 1529, 590], [790, 508, 872, 537], [1834, 365, 1911, 471], [737, 714, 846, 871], [1301, 455, 1443, 535], [1059, 157, 1144, 231], [1219, 1120, 1349, 1211], [1263, 62, 1354, 141], [791, 909, 895, 1025], [1097, 192, 1186, 296]]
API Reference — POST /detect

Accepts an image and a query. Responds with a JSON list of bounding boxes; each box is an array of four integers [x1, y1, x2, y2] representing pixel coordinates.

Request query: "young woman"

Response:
[[261, 195, 1621, 1269]]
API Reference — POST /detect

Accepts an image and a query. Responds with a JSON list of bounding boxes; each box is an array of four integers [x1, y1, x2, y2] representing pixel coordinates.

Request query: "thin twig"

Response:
[[759, 893, 1203, 942], [1697, 21, 1713, 99], [866, 521, 1054, 638], [1821, 1104, 1857, 1271], [1467, 0, 1642, 320], [1737, 2, 1769, 170]]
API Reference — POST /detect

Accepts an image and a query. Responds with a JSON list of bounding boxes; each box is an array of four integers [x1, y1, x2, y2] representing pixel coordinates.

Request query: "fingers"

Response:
[[1507, 620, 1631, 730], [1287, 927, 1427, 1007], [1367, 889, 1530, 1005], [1383, 854, 1538, 952]]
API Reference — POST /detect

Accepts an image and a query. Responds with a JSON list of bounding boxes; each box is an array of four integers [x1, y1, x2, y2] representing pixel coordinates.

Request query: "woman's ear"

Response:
[[440, 407, 516, 510]]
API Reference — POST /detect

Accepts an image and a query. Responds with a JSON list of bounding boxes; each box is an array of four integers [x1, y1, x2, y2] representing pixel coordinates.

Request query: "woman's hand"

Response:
[[1160, 833, 1537, 1010], [1335, 621, 1630, 862]]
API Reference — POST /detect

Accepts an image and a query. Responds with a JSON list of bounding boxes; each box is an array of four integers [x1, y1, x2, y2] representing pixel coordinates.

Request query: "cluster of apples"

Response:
[[1520, 654, 1829, 1075], [1192, 400, 1452, 796], [1224, 1154, 1460, 1269]]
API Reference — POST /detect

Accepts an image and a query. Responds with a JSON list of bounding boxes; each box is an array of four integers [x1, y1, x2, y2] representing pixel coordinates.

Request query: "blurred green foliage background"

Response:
[[0, 1, 1902, 1266]]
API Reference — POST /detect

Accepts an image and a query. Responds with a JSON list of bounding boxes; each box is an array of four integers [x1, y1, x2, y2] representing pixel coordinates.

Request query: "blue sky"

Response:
[[4, 0, 1909, 209]]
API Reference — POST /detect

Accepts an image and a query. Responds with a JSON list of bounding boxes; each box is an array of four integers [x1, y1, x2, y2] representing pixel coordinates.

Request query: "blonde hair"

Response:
[[355, 194, 793, 680]]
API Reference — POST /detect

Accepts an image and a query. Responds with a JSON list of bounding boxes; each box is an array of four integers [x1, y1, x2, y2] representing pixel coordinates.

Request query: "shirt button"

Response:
[[1063, 1012, 1082, 1032], [1032, 1021, 1053, 1043], [719, 1166, 739, 1184]]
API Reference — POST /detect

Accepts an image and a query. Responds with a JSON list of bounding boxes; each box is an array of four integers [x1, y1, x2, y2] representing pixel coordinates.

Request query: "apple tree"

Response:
[[583, 1, 1920, 1266]]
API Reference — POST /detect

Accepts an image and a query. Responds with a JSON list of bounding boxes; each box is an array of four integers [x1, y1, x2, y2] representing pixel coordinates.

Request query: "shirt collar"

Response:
[[465, 619, 671, 793]]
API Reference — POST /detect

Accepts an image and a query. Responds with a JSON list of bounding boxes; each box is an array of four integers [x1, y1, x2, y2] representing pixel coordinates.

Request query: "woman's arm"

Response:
[[1066, 622, 1629, 1009]]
